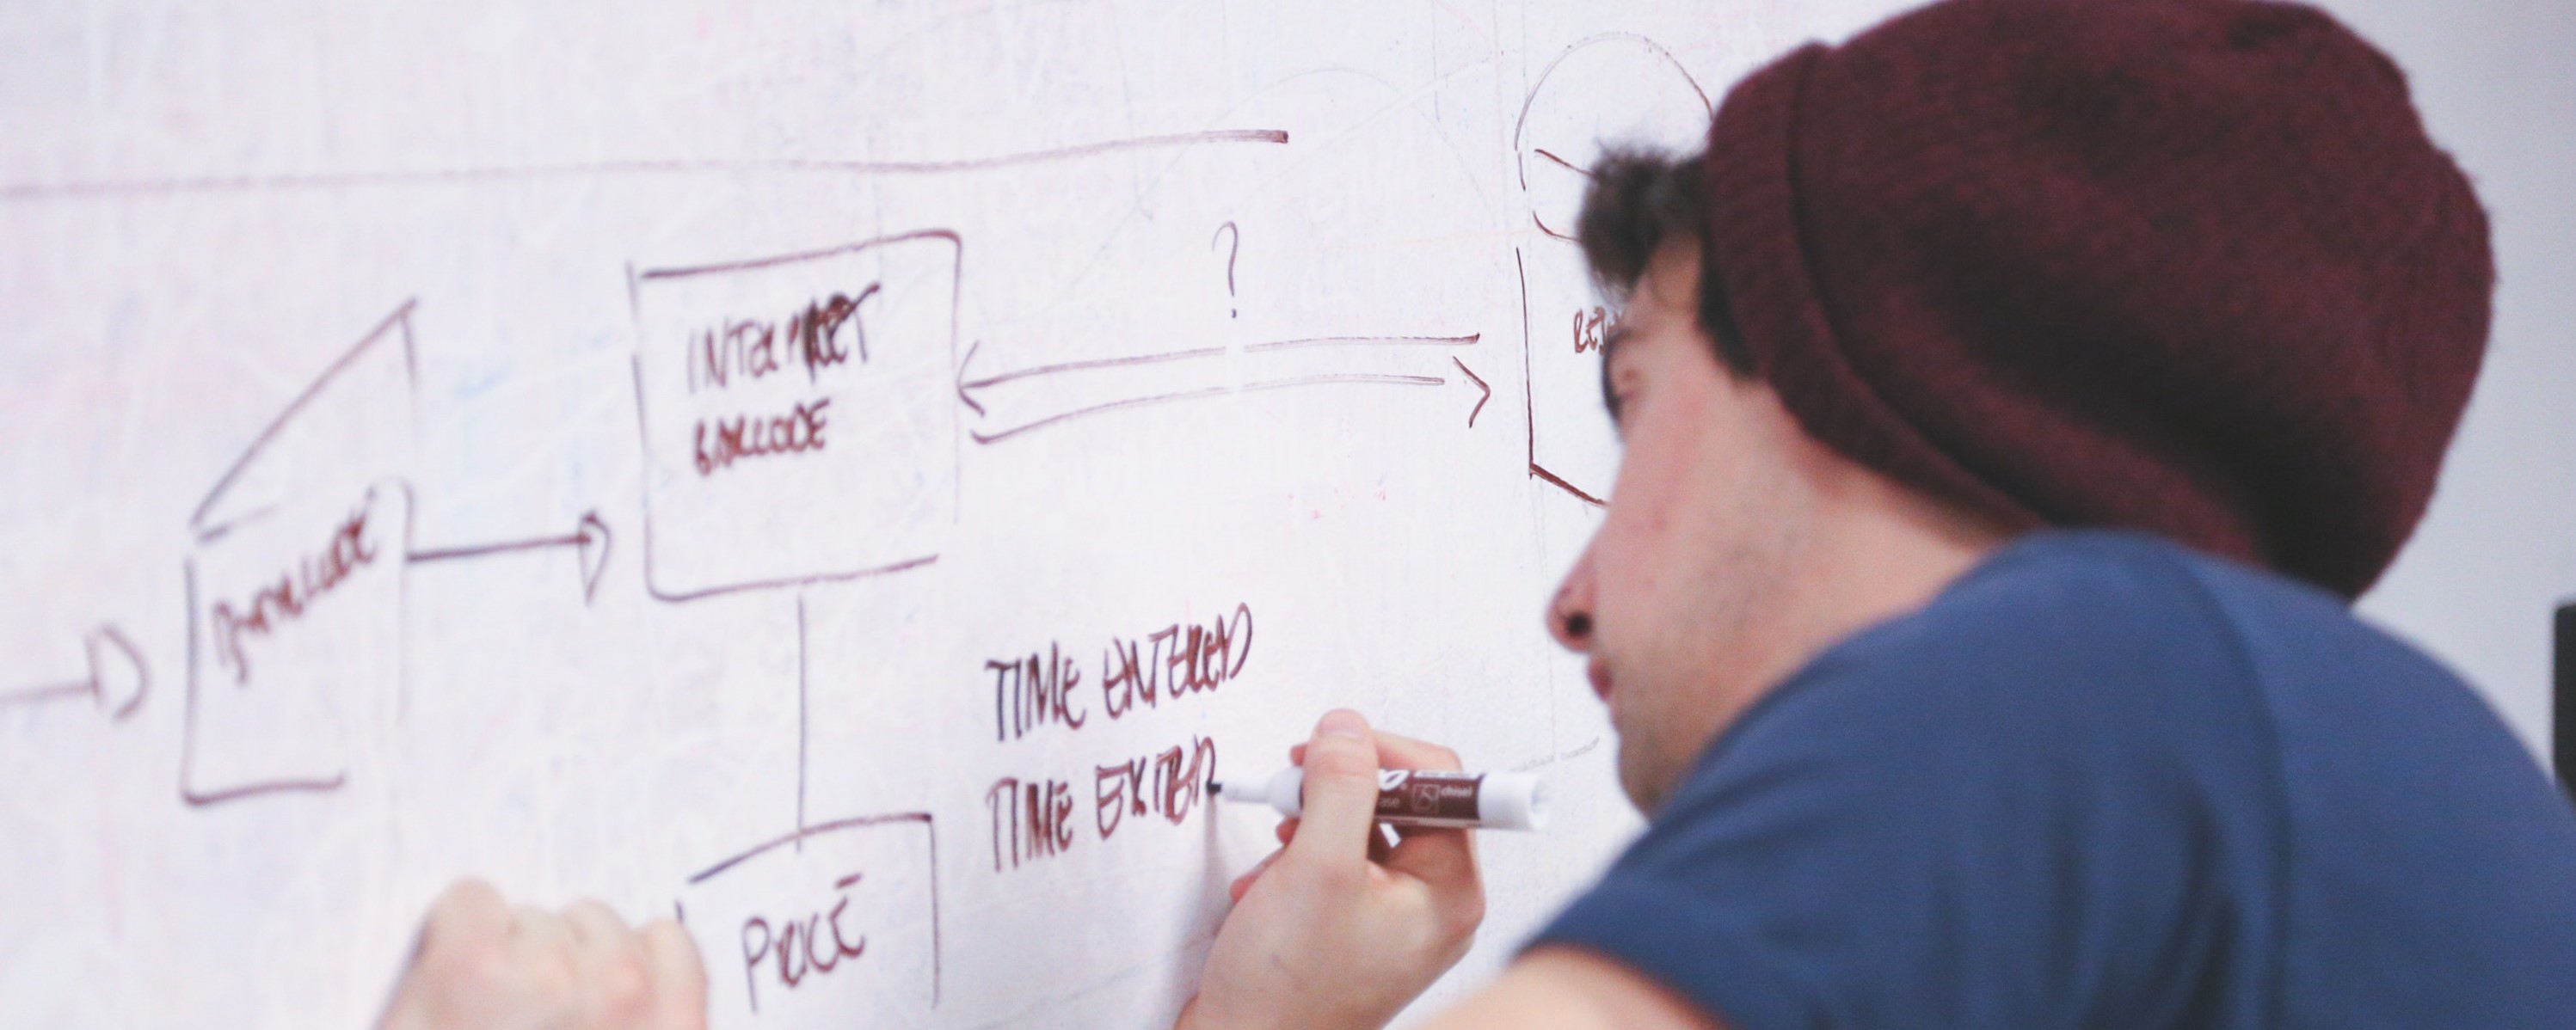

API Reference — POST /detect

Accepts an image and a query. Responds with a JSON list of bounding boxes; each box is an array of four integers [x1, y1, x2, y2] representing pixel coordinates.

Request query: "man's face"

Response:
[[1549, 244, 1817, 813]]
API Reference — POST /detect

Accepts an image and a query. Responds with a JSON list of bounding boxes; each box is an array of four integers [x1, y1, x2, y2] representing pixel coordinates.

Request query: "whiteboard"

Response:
[[4, 2, 2568, 1027]]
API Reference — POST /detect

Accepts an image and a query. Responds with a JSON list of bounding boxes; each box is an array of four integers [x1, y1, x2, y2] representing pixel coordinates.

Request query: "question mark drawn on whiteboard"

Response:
[[1212, 221, 1240, 318]]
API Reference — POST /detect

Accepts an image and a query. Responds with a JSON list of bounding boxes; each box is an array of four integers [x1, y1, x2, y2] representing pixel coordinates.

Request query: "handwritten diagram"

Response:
[[181, 303, 418, 805], [0, 9, 1669, 1026], [1515, 34, 1717, 507], [682, 812, 942, 1022], [630, 231, 962, 602]]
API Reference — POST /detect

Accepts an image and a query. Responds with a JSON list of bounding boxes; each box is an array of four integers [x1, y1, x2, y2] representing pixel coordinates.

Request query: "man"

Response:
[[383, 0, 2576, 1027]]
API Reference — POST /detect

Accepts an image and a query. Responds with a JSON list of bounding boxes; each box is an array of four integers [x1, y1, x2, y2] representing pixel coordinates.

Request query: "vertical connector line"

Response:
[[2554, 601, 2573, 797], [797, 594, 810, 849]]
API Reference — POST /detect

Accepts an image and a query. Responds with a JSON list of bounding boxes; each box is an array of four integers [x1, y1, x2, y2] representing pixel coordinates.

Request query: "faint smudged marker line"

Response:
[[1242, 333, 1480, 353], [0, 679, 93, 708], [1510, 737, 1601, 772], [0, 129, 1293, 202]]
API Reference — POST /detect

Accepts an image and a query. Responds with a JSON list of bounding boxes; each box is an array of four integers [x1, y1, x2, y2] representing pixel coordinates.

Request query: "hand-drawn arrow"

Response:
[[408, 510, 613, 604], [956, 334, 1488, 444], [0, 624, 149, 720], [1452, 356, 1491, 428]]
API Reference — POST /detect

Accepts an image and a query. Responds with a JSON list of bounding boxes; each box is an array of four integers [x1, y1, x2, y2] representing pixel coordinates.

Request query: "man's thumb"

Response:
[[1288, 709, 1383, 862]]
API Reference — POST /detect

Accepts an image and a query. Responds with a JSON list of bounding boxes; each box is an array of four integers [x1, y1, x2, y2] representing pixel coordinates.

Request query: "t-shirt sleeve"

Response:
[[1527, 545, 2284, 1029]]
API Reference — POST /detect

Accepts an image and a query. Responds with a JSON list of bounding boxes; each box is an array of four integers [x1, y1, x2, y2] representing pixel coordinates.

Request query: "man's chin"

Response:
[[1613, 741, 1671, 815]]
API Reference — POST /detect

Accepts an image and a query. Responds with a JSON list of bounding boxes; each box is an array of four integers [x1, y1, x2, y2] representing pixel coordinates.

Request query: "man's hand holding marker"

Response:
[[1177, 709, 1489, 1030]]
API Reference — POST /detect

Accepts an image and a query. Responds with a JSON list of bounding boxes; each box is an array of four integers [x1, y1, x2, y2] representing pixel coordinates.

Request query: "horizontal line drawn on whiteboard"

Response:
[[688, 812, 934, 885], [0, 129, 1291, 202], [0, 624, 149, 721], [636, 227, 968, 281], [968, 373, 1447, 445], [0, 680, 91, 708], [957, 334, 1485, 443], [642, 554, 941, 604], [408, 511, 613, 604], [958, 346, 1230, 399], [1240, 333, 1481, 353], [955, 334, 1477, 401]]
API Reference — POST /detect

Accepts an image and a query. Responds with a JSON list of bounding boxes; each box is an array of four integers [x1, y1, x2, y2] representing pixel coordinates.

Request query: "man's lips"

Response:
[[1587, 659, 1613, 702]]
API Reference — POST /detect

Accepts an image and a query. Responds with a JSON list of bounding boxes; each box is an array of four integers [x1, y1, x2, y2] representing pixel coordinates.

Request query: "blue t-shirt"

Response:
[[1531, 530, 2576, 1028]]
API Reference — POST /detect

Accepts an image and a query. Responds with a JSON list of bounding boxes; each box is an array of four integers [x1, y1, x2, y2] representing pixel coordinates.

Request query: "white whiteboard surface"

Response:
[[3, 2, 2568, 1028]]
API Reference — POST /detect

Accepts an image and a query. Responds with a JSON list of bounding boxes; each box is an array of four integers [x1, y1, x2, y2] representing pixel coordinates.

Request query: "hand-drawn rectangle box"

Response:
[[183, 481, 409, 805], [181, 301, 416, 806], [679, 814, 942, 1026], [629, 232, 961, 603]]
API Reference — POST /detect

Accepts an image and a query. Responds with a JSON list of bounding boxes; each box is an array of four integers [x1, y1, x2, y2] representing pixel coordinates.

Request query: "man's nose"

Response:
[[1548, 546, 1598, 653]]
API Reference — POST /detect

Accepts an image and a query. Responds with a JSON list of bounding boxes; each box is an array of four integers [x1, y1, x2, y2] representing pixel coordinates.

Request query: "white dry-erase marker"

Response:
[[1214, 768, 1548, 831]]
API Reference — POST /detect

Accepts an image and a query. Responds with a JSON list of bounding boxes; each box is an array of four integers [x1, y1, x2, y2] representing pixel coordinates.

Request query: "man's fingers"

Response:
[[1385, 825, 1480, 904], [384, 886, 710, 1030], [1367, 824, 1397, 864], [386, 879, 513, 1021], [421, 879, 512, 956], [563, 899, 635, 954], [1300, 729, 1459, 772], [1350, 728, 1474, 902], [1368, 730, 1465, 772], [1284, 709, 1383, 868], [511, 904, 575, 951], [1229, 849, 1285, 904], [640, 917, 708, 1028]]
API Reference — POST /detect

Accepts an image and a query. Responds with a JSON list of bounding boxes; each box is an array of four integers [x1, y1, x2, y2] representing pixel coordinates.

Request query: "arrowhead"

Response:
[[956, 340, 987, 417], [1452, 357, 1491, 429], [87, 625, 148, 721], [575, 511, 612, 604]]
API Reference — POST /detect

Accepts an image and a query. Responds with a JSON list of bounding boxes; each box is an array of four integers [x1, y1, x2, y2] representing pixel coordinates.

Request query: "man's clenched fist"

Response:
[[378, 880, 708, 1030]]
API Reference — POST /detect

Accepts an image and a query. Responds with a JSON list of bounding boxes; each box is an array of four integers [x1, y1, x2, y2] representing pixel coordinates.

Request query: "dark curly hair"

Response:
[[1575, 148, 1752, 376]]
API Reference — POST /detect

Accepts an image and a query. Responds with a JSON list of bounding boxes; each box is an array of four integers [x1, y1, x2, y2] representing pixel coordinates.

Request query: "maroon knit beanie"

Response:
[[1702, 0, 2492, 597]]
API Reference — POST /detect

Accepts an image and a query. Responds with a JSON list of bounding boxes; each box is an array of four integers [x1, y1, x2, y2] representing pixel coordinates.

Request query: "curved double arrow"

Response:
[[956, 333, 1490, 444]]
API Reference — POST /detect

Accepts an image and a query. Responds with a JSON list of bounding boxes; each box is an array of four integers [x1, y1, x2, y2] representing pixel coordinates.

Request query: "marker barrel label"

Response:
[[1375, 769, 1484, 828]]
